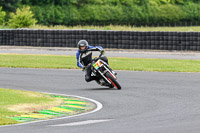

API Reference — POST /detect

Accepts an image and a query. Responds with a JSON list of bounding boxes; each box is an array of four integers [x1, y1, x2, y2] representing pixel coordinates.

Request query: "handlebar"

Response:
[[99, 50, 104, 58], [99, 53, 103, 58]]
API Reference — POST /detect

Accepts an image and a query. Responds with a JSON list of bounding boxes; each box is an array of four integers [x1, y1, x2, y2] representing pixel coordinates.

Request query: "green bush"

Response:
[[0, 6, 6, 25], [31, 5, 71, 25], [153, 4, 186, 24], [0, 7, 6, 25], [8, 6, 37, 28], [31, 6, 46, 25], [182, 2, 200, 22], [2, 0, 200, 26], [79, 5, 124, 25]]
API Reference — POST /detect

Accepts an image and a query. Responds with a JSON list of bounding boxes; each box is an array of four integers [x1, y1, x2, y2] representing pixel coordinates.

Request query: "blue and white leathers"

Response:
[[76, 45, 103, 68]]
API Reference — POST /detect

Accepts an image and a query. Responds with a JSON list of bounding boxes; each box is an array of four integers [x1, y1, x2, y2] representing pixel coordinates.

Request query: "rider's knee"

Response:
[[85, 75, 91, 82]]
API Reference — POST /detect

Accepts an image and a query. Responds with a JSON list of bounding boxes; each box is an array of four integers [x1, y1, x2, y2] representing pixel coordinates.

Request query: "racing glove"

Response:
[[101, 50, 105, 55], [82, 66, 87, 71]]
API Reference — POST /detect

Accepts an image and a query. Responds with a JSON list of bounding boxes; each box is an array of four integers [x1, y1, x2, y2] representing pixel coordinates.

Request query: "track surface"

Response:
[[1, 46, 200, 60], [0, 68, 200, 133]]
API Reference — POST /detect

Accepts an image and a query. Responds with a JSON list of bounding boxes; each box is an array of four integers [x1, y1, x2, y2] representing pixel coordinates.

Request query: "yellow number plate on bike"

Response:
[[93, 60, 102, 70]]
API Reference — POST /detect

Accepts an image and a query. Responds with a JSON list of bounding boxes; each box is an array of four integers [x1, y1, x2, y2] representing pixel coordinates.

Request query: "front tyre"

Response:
[[105, 72, 121, 90]]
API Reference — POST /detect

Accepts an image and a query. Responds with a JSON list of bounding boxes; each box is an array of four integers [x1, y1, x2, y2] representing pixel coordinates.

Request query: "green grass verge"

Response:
[[111, 57, 200, 72], [0, 54, 200, 72], [0, 54, 76, 69], [3, 25, 200, 32], [0, 88, 62, 125], [29, 25, 200, 32]]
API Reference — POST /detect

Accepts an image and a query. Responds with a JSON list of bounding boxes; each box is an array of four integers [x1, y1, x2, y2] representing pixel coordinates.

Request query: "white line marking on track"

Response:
[[50, 119, 113, 126], [0, 92, 103, 128]]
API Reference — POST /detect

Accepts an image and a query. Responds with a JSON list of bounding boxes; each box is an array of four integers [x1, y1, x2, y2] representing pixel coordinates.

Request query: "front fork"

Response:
[[92, 60, 117, 85]]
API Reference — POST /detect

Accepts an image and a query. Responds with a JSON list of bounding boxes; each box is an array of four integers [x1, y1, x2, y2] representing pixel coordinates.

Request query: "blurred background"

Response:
[[1, 0, 200, 29]]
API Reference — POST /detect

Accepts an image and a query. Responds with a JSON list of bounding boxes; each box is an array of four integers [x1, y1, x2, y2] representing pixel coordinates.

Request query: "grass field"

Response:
[[29, 25, 200, 32], [0, 54, 76, 69], [0, 54, 200, 72], [0, 88, 62, 125]]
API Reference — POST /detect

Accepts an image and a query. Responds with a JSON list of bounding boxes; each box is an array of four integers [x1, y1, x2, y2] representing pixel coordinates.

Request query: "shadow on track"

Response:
[[81, 87, 117, 91]]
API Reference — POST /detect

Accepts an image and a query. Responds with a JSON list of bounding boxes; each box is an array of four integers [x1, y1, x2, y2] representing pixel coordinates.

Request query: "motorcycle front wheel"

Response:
[[105, 72, 121, 90]]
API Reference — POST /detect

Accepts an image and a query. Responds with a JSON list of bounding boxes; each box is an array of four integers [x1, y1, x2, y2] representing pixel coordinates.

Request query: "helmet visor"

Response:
[[80, 46, 86, 50]]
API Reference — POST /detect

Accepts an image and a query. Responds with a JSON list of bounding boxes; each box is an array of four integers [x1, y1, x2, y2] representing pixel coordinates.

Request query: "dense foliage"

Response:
[[8, 6, 37, 28], [1, 0, 200, 26], [0, 6, 6, 25]]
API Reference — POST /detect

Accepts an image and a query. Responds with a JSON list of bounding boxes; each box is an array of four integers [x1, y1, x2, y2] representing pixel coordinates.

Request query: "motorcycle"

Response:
[[90, 54, 121, 90]]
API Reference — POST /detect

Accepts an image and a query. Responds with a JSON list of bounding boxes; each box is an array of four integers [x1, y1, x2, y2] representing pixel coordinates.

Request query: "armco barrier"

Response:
[[0, 29, 200, 51]]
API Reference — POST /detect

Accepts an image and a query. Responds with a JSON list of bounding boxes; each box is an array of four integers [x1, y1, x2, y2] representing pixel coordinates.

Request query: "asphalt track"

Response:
[[1, 46, 200, 60], [0, 68, 200, 133]]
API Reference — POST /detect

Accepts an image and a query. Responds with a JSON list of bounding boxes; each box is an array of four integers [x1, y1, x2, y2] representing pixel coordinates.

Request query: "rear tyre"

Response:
[[105, 72, 121, 90]]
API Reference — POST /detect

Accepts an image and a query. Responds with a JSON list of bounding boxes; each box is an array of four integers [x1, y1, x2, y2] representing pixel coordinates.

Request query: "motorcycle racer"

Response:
[[76, 40, 109, 82]]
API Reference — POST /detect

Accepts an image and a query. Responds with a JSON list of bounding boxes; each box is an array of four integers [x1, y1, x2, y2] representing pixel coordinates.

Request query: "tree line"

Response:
[[1, 0, 200, 27]]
